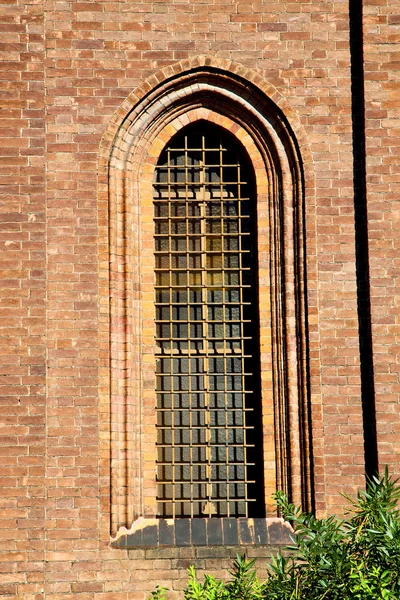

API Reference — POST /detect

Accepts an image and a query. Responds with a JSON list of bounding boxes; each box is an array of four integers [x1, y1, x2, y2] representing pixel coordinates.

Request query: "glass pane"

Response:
[[154, 122, 263, 519]]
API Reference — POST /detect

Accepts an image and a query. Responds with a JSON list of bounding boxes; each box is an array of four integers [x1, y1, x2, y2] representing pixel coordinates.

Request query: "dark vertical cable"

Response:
[[349, 0, 378, 478]]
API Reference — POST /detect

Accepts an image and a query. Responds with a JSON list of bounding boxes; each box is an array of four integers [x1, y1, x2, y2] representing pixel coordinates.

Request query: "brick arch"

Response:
[[98, 58, 318, 536], [99, 55, 313, 172]]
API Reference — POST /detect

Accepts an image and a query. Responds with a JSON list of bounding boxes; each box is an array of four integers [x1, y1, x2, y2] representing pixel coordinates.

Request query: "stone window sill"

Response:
[[111, 517, 294, 549]]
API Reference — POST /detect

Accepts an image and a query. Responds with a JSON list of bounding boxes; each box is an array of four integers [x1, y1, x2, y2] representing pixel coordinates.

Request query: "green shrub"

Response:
[[184, 555, 263, 600], [265, 468, 400, 599], [150, 470, 400, 600]]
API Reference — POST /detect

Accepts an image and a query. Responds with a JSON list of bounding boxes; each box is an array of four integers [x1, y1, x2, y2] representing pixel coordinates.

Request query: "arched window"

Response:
[[154, 123, 264, 519], [104, 60, 314, 542]]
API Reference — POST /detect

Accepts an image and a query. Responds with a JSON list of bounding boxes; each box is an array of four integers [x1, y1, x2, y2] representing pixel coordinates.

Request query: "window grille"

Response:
[[154, 123, 264, 519]]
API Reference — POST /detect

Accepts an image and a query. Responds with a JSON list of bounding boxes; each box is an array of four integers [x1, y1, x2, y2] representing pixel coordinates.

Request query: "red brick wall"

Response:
[[0, 0, 46, 597], [1, 0, 397, 597], [364, 0, 400, 476]]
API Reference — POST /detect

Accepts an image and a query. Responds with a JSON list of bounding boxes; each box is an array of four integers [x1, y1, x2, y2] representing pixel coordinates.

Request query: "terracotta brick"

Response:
[[1, 0, 398, 596]]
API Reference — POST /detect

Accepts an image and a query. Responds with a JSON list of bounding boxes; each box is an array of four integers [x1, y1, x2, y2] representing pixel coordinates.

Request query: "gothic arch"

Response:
[[98, 56, 317, 536]]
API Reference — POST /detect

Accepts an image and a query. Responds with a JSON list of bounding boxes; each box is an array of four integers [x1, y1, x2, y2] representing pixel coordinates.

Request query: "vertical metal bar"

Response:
[[238, 161, 247, 517], [167, 146, 176, 519]]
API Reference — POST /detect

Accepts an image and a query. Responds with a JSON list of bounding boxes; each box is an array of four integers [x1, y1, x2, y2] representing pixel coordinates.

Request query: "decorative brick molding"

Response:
[[98, 56, 317, 538], [111, 518, 294, 549]]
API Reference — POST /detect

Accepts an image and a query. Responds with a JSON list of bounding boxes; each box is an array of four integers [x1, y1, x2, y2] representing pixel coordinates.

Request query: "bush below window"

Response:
[[150, 469, 400, 599]]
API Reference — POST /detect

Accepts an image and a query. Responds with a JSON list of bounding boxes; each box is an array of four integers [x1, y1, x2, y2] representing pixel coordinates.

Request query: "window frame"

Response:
[[153, 122, 265, 520], [139, 114, 276, 521], [100, 60, 314, 542]]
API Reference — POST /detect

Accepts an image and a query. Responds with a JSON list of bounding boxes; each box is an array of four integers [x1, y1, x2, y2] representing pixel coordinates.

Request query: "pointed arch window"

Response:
[[154, 123, 264, 519], [105, 62, 314, 543]]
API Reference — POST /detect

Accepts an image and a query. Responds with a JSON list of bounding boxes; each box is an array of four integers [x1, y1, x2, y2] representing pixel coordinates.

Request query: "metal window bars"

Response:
[[154, 123, 263, 519]]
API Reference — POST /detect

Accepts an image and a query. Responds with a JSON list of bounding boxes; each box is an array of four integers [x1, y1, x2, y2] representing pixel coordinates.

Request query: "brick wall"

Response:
[[0, 0, 46, 597], [363, 0, 400, 477], [0, 0, 396, 597]]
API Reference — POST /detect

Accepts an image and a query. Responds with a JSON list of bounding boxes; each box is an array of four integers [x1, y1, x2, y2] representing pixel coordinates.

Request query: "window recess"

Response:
[[153, 123, 264, 519]]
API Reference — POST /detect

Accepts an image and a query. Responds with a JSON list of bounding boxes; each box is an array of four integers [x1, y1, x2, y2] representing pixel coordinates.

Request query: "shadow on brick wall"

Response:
[[349, 0, 378, 479]]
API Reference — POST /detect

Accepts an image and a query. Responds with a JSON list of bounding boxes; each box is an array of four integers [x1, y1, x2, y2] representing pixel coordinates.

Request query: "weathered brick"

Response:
[[1, 0, 398, 596]]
